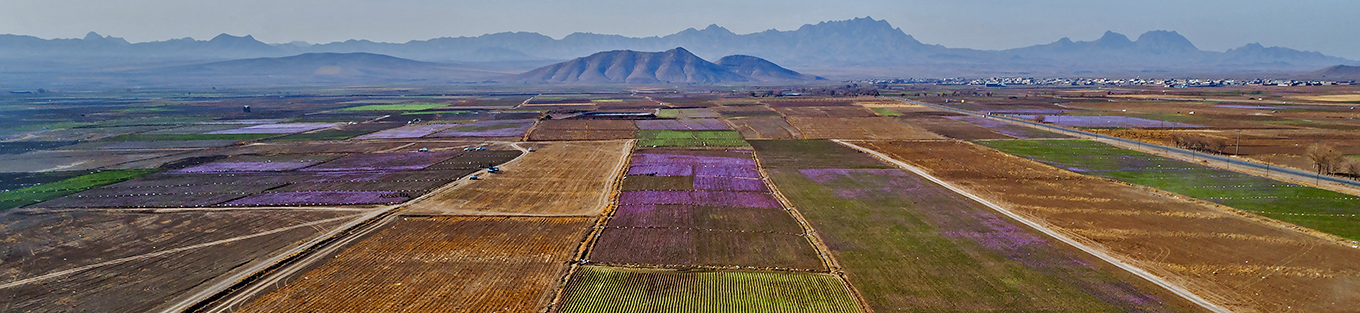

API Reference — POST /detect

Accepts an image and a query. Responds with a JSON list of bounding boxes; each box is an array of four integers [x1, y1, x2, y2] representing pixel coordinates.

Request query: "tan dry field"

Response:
[[787, 117, 945, 140], [527, 120, 637, 141], [726, 117, 802, 140], [402, 140, 632, 216], [1289, 94, 1360, 103], [236, 216, 593, 313], [860, 140, 1360, 313], [774, 106, 877, 118]]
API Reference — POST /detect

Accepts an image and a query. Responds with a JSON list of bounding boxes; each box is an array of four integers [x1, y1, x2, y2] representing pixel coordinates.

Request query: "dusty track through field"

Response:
[[0, 213, 363, 290], [835, 140, 1231, 313], [169, 142, 533, 313]]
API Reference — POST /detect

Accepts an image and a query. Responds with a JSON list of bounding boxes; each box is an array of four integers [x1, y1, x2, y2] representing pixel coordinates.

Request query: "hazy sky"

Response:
[[3, 0, 1358, 59]]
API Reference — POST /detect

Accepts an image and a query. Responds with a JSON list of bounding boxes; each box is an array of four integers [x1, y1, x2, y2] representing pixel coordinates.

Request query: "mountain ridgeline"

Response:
[[2, 16, 1358, 87], [511, 48, 819, 84]]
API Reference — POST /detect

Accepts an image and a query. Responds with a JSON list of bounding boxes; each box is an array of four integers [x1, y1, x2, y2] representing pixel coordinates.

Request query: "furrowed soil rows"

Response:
[[862, 140, 1360, 313], [402, 140, 631, 216], [727, 117, 802, 140], [556, 266, 860, 313], [979, 140, 1360, 240], [786, 117, 945, 140], [753, 140, 1199, 313], [528, 120, 638, 141], [902, 117, 1014, 140], [774, 106, 877, 118], [0, 210, 356, 312], [236, 216, 593, 313], [588, 149, 825, 271]]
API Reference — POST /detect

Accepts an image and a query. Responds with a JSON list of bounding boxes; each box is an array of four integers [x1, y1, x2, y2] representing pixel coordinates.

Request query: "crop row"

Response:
[[556, 266, 860, 313]]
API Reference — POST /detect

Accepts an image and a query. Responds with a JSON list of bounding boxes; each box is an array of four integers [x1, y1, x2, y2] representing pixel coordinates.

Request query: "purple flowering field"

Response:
[[354, 123, 456, 140], [694, 165, 760, 178], [302, 151, 459, 171], [981, 109, 1066, 115], [790, 167, 1172, 311], [692, 176, 766, 192], [206, 123, 339, 134], [619, 190, 780, 208], [430, 119, 535, 137], [631, 153, 755, 166], [223, 191, 407, 206], [627, 163, 693, 176], [635, 119, 730, 130], [946, 116, 1070, 139], [173, 161, 319, 173], [1012, 115, 1205, 128]]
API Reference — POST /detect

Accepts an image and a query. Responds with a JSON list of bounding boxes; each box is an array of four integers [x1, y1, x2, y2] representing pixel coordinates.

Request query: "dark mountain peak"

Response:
[[1135, 30, 1197, 52], [512, 48, 774, 84], [83, 31, 103, 41], [1093, 31, 1134, 49], [81, 31, 130, 45]]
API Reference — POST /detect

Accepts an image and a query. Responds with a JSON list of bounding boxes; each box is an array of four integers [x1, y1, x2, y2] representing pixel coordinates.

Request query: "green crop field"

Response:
[[638, 130, 748, 147], [753, 140, 1183, 312], [399, 110, 474, 115], [341, 103, 447, 111], [557, 266, 860, 313], [0, 169, 158, 210], [980, 139, 1360, 240], [870, 108, 901, 117], [103, 133, 277, 141]]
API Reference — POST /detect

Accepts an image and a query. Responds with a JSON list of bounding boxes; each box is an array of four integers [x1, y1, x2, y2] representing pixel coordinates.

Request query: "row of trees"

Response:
[[1306, 143, 1360, 177], [1170, 133, 1228, 154]]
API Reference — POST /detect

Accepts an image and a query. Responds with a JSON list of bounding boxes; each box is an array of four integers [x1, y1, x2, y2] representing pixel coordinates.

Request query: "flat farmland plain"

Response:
[[726, 117, 802, 140], [753, 140, 1198, 313], [901, 117, 1013, 140], [590, 149, 824, 270], [237, 216, 593, 313], [861, 140, 1360, 313], [979, 140, 1360, 240], [556, 266, 860, 313], [402, 140, 631, 216], [786, 117, 945, 140], [528, 119, 637, 141], [0, 209, 358, 312]]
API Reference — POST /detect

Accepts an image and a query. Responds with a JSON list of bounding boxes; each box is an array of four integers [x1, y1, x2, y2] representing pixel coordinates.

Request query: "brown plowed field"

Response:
[[402, 140, 632, 216], [860, 140, 1360, 313], [726, 117, 801, 140], [236, 216, 594, 313], [902, 117, 1013, 140], [775, 106, 877, 118], [787, 117, 945, 140], [528, 120, 638, 141], [1, 210, 357, 312]]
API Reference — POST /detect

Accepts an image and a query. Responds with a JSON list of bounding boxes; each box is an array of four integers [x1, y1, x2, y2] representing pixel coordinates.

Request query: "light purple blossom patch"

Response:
[[354, 123, 455, 140], [206, 123, 339, 134], [628, 163, 693, 176], [693, 176, 766, 192], [618, 190, 780, 208], [173, 161, 318, 173]]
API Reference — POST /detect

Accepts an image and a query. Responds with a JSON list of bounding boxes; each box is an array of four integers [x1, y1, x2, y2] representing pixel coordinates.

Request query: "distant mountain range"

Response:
[[512, 48, 818, 84], [3, 16, 1357, 86]]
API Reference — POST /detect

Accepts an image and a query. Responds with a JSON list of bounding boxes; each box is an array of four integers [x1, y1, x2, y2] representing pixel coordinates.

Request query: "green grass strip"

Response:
[[559, 266, 859, 313], [266, 130, 373, 142], [341, 103, 447, 111], [871, 108, 902, 117], [0, 169, 158, 210], [981, 139, 1360, 240], [638, 130, 749, 147]]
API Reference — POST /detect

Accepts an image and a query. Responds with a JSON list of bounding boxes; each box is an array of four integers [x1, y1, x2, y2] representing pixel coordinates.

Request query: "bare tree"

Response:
[[1305, 143, 1344, 175]]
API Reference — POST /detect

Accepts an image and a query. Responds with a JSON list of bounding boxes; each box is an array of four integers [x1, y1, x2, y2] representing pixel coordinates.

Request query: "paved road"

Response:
[[898, 98, 1360, 191], [836, 140, 1232, 313]]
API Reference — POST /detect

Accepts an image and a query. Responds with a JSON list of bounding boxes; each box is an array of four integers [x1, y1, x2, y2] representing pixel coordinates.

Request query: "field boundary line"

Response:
[[544, 139, 636, 313], [835, 139, 1232, 313], [0, 213, 363, 290], [754, 149, 872, 313], [171, 141, 535, 312]]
